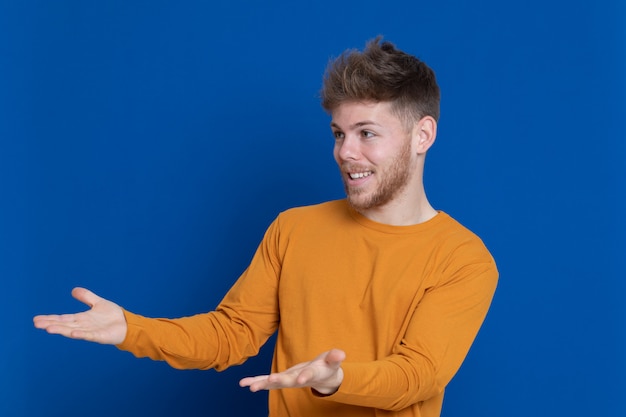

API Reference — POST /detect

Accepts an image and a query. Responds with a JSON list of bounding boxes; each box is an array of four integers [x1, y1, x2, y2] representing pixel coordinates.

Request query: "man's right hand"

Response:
[[33, 287, 127, 345]]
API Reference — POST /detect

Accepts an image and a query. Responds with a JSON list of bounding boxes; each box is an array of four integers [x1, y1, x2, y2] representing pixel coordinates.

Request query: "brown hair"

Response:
[[320, 37, 440, 125]]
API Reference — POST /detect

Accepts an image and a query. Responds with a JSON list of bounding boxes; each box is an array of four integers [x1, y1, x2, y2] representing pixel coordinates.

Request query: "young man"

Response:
[[34, 38, 498, 417]]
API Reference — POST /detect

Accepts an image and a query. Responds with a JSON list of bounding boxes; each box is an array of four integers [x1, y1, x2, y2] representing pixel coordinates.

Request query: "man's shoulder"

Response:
[[279, 199, 348, 221], [436, 212, 483, 239], [435, 212, 495, 263]]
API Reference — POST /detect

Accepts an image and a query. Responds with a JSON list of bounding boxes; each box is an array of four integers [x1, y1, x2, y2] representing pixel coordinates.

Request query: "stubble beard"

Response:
[[344, 139, 413, 212]]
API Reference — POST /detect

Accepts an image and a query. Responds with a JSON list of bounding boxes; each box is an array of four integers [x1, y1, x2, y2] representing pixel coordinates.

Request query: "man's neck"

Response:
[[358, 195, 437, 226]]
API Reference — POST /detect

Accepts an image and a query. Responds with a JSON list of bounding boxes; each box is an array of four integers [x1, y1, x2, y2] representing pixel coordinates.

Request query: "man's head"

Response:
[[323, 38, 440, 221], [321, 37, 440, 130]]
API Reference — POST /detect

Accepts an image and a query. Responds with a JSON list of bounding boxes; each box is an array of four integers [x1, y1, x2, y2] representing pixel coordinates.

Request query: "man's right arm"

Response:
[[34, 218, 283, 371]]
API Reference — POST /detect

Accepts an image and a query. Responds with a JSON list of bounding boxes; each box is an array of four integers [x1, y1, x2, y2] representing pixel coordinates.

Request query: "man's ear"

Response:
[[413, 116, 437, 154]]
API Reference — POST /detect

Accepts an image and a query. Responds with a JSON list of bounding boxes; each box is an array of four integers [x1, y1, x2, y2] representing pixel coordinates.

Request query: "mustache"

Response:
[[340, 163, 373, 172]]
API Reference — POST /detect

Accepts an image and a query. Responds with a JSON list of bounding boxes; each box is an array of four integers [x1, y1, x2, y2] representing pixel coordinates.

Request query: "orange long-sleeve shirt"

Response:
[[118, 200, 498, 416]]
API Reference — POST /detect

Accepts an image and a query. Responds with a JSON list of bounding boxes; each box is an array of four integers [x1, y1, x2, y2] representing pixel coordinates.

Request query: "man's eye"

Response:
[[361, 130, 375, 138]]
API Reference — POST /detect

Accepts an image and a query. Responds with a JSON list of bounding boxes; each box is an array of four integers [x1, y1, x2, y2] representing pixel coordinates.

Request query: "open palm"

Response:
[[33, 287, 127, 345]]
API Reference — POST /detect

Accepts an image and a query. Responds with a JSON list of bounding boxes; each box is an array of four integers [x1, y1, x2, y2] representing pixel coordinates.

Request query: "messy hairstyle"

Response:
[[320, 37, 441, 126]]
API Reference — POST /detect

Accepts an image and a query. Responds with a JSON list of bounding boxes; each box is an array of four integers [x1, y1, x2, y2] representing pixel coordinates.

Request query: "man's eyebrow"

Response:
[[330, 120, 379, 130]]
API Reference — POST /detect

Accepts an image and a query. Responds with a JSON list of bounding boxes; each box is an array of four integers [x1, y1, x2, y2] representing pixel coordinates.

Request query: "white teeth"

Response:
[[349, 171, 372, 180]]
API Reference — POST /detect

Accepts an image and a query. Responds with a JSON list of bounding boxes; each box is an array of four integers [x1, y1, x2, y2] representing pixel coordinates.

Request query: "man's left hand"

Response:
[[239, 349, 346, 395]]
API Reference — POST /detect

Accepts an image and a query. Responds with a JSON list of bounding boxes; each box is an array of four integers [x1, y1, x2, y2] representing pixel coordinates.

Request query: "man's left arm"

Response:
[[240, 257, 498, 411]]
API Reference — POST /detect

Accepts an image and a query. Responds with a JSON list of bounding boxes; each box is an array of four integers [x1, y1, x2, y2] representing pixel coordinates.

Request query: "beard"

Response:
[[343, 138, 413, 211]]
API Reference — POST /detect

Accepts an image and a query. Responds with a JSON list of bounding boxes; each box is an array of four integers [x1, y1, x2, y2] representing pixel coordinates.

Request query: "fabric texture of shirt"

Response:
[[117, 199, 498, 417]]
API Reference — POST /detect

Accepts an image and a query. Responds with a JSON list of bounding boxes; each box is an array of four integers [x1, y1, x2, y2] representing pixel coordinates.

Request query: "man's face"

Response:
[[331, 101, 417, 212]]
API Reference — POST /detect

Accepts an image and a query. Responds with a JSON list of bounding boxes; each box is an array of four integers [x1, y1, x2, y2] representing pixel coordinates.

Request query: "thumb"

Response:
[[71, 287, 101, 308], [325, 349, 346, 367]]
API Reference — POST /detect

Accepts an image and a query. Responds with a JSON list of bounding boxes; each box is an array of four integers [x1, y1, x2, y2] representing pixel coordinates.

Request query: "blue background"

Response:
[[1, 1, 624, 416]]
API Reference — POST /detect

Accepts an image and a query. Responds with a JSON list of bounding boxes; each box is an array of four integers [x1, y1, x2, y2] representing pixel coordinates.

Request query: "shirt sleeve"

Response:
[[325, 247, 498, 411], [116, 219, 282, 372]]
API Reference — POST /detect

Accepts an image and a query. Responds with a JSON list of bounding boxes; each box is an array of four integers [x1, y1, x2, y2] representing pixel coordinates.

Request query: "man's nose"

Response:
[[336, 136, 360, 161]]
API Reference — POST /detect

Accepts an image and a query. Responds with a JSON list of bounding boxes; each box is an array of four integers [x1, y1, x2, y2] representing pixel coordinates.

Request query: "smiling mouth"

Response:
[[349, 171, 373, 180]]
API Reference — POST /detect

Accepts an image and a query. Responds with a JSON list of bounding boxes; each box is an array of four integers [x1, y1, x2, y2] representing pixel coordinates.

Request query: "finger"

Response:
[[264, 372, 300, 390], [325, 349, 346, 366], [295, 367, 315, 385], [33, 315, 61, 328], [41, 323, 83, 338], [41, 319, 101, 341], [244, 375, 278, 392], [242, 371, 299, 392], [33, 314, 75, 329], [57, 313, 82, 323], [239, 375, 269, 388], [71, 287, 101, 308], [66, 328, 98, 341], [34, 312, 93, 336]]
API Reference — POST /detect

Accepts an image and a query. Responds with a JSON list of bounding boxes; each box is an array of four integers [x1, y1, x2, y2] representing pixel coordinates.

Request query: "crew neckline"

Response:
[[345, 203, 448, 235]]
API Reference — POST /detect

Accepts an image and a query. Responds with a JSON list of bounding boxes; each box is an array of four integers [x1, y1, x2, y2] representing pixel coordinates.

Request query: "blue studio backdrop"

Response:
[[1, 1, 624, 416]]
